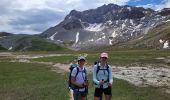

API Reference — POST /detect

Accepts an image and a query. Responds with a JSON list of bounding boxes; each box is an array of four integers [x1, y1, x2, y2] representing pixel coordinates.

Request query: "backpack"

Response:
[[94, 62, 110, 84], [68, 64, 77, 89], [68, 66, 87, 90], [94, 59, 100, 65]]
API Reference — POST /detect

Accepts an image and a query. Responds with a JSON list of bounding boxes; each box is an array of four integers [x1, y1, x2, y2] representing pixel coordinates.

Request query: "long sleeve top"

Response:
[[93, 63, 113, 88]]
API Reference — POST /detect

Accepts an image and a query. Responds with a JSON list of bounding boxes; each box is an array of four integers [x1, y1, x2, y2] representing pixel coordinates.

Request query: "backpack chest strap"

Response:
[[96, 65, 110, 81], [75, 67, 87, 81]]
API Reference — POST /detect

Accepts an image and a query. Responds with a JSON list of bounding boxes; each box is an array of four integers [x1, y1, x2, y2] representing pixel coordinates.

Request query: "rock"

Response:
[[41, 3, 169, 50]]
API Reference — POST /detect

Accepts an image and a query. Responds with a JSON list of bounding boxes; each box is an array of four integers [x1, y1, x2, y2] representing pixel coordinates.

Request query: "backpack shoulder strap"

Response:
[[106, 64, 110, 81], [84, 68, 87, 80], [75, 67, 79, 78], [106, 64, 109, 70], [96, 64, 100, 75], [84, 68, 87, 74]]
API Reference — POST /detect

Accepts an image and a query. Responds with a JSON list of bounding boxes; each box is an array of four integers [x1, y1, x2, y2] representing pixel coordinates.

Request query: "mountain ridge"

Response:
[[41, 3, 170, 50]]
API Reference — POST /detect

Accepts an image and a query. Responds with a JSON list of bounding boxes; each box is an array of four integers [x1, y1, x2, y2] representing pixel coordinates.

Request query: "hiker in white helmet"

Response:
[[71, 56, 88, 100], [93, 52, 113, 100]]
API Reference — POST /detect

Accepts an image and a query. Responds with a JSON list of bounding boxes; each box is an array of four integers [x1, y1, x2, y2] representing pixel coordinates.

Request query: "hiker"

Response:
[[93, 52, 113, 100], [71, 56, 88, 100]]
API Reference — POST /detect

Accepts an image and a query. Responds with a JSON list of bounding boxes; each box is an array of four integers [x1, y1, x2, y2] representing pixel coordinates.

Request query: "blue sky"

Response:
[[0, 0, 169, 34], [128, 0, 163, 6]]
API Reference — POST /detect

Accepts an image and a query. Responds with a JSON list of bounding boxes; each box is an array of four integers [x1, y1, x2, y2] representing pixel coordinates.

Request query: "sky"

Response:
[[0, 0, 170, 34]]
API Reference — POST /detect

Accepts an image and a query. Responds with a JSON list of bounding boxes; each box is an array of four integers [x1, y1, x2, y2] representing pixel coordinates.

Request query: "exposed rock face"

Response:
[[41, 4, 170, 49]]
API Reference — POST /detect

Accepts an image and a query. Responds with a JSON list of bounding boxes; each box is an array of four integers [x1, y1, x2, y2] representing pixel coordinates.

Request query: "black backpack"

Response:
[[68, 67, 87, 90]]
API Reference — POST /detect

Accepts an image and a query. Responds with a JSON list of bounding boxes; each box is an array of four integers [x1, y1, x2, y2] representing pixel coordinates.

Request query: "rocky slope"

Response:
[[41, 4, 170, 50]]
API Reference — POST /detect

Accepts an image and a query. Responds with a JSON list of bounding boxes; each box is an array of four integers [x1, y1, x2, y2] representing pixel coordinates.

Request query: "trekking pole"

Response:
[[75, 91, 79, 100], [85, 79, 88, 100], [100, 79, 104, 100], [106, 80, 112, 100], [109, 84, 112, 100], [86, 93, 88, 100]]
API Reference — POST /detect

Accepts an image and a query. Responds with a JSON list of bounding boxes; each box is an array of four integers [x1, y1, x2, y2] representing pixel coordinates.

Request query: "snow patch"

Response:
[[97, 38, 102, 41], [109, 39, 113, 45], [122, 23, 126, 29], [97, 35, 106, 41], [125, 19, 128, 23], [103, 35, 106, 39], [151, 23, 155, 27], [78, 19, 82, 22], [75, 32, 79, 44], [116, 20, 119, 24], [138, 36, 144, 40], [127, 7, 132, 11], [163, 41, 169, 48], [68, 16, 72, 19], [85, 23, 104, 32], [88, 39, 94, 42], [107, 20, 112, 25], [49, 32, 58, 41], [8, 46, 13, 50], [136, 24, 142, 29], [57, 40, 63, 43], [159, 39, 164, 43], [73, 32, 80, 47], [111, 31, 117, 38], [130, 19, 134, 25], [141, 17, 145, 20], [165, 19, 170, 22]]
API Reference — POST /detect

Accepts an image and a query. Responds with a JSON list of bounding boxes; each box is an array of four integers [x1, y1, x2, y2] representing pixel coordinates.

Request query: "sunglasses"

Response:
[[101, 57, 108, 59], [78, 59, 85, 61]]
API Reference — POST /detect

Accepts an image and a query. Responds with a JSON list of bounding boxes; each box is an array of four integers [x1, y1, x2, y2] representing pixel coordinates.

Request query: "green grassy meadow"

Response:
[[1, 49, 170, 100], [32, 50, 170, 66], [0, 62, 170, 100], [0, 62, 69, 100]]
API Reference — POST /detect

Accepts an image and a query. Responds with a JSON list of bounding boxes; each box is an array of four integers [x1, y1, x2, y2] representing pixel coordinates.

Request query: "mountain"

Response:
[[41, 4, 170, 50], [0, 33, 71, 51], [119, 19, 170, 49], [0, 32, 13, 37]]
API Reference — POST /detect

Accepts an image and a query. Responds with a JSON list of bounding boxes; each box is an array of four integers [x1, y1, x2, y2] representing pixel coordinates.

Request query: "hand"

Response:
[[108, 83, 112, 87], [83, 81, 88, 86], [83, 82, 87, 86], [99, 80, 104, 85], [78, 84, 84, 87]]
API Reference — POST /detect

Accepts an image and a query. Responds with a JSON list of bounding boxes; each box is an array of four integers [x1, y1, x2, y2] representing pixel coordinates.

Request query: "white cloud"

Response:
[[140, 4, 162, 10], [162, 0, 170, 8], [0, 0, 131, 13], [0, 0, 131, 34], [3, 0, 170, 34]]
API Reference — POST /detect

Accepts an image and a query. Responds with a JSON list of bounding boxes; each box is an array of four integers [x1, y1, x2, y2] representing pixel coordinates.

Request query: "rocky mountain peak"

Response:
[[158, 8, 170, 16], [42, 4, 170, 50]]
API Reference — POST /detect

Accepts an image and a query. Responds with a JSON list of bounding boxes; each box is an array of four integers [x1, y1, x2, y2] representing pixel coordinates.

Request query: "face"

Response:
[[78, 59, 85, 66], [100, 57, 108, 63]]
